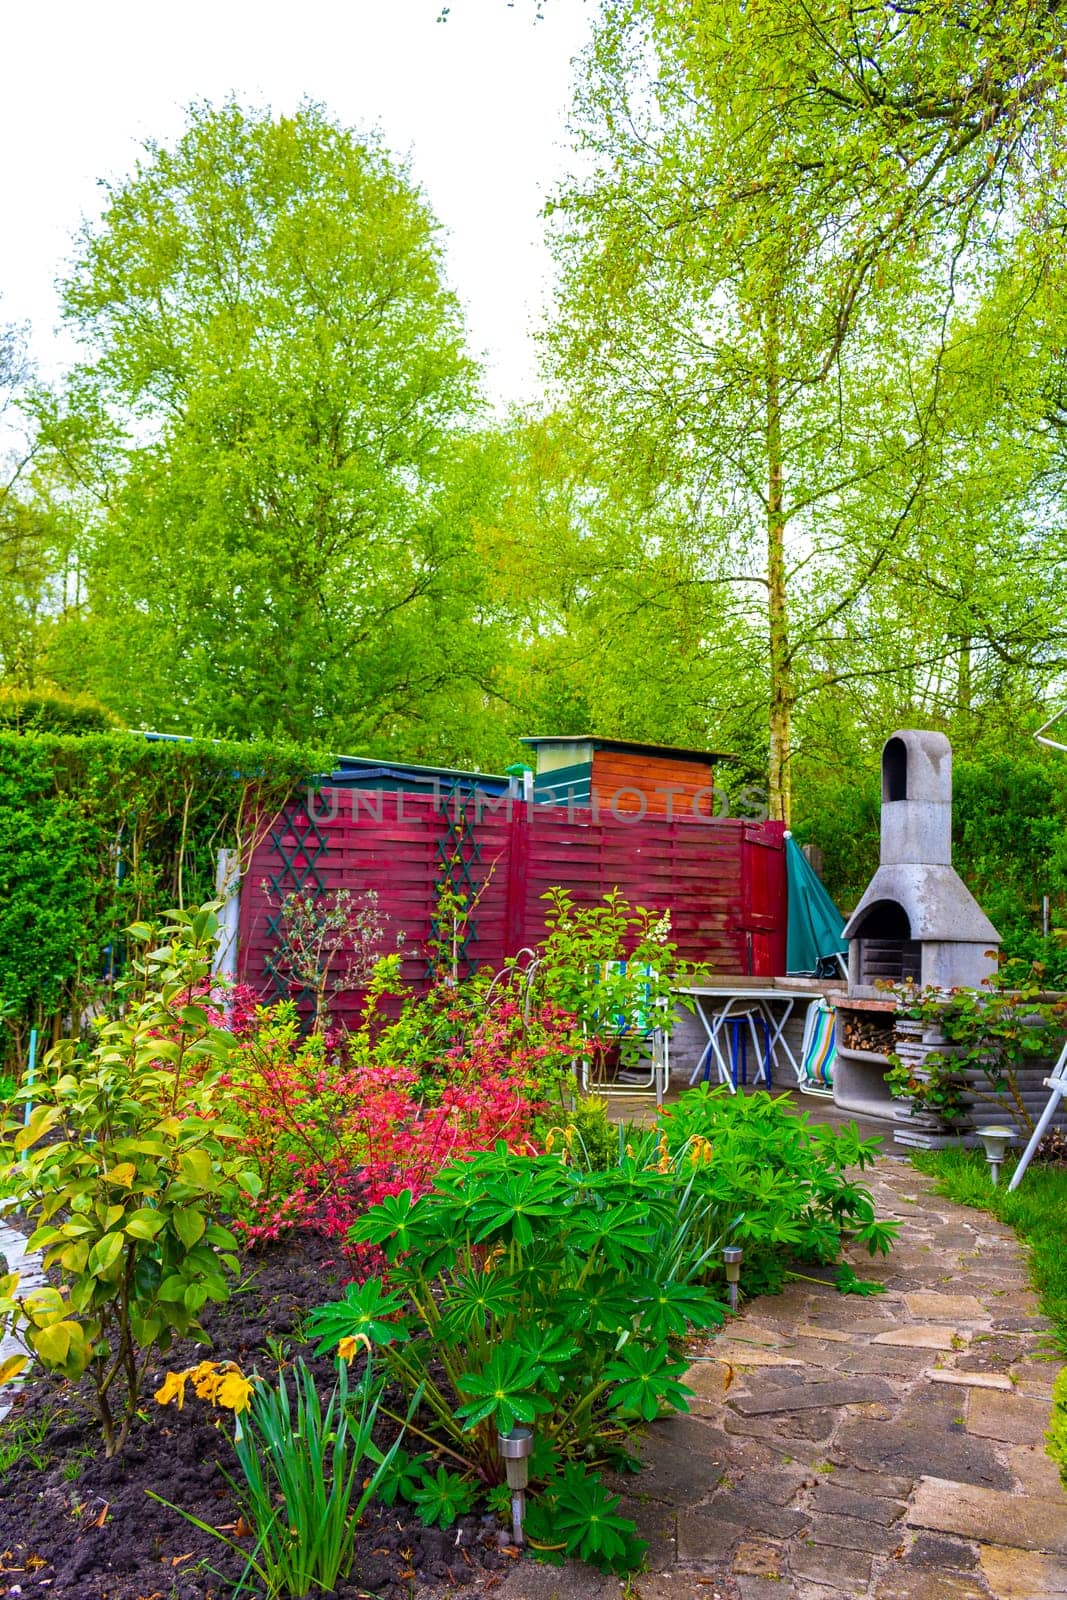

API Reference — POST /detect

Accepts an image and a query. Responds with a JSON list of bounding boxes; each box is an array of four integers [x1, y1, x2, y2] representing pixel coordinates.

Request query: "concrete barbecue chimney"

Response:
[[842, 731, 1000, 996]]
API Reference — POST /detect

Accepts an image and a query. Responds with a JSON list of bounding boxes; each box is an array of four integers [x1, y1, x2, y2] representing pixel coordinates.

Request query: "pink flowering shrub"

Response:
[[202, 974, 579, 1267]]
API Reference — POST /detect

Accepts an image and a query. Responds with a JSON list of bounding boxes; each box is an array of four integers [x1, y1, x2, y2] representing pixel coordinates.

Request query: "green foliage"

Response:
[[523, 1461, 647, 1575], [533, 887, 692, 1071], [886, 981, 1067, 1135], [0, 730, 325, 1074], [409, 1464, 476, 1529], [38, 98, 504, 755], [0, 908, 261, 1456], [308, 1144, 729, 1568], [0, 686, 118, 734], [654, 1087, 899, 1292], [1048, 1369, 1067, 1493], [155, 1355, 404, 1599], [912, 1149, 1067, 1355]]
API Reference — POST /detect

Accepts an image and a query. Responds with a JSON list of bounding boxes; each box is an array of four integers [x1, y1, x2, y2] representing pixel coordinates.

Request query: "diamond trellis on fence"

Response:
[[262, 795, 331, 1004], [427, 788, 484, 980]]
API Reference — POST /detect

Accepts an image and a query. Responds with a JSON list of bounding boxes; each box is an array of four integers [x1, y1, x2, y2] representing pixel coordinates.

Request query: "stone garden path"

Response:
[[493, 1156, 1067, 1600]]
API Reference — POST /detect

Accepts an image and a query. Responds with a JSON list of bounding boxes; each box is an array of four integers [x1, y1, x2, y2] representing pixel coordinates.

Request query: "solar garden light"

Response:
[[722, 1245, 744, 1313], [498, 1426, 534, 1546], [975, 1125, 1014, 1187]]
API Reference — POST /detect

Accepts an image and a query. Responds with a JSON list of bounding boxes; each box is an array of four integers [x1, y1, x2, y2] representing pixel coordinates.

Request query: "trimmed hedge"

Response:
[[0, 732, 328, 1073]]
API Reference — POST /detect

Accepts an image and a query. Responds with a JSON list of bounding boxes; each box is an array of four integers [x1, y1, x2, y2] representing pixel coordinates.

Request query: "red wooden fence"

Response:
[[237, 789, 786, 1021]]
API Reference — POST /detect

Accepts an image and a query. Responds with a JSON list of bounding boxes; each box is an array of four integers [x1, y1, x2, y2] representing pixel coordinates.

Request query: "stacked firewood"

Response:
[[841, 1013, 895, 1054]]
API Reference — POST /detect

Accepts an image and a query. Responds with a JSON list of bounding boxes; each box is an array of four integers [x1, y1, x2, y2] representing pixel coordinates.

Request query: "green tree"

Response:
[[43, 100, 502, 750], [545, 1, 1067, 821]]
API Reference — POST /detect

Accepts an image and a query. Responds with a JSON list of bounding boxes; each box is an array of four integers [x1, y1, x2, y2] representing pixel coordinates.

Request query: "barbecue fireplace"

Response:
[[843, 730, 999, 996], [833, 731, 1000, 1126]]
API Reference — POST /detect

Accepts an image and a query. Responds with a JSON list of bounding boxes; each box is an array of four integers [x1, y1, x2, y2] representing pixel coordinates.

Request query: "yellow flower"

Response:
[[216, 1369, 255, 1413], [154, 1369, 191, 1410], [544, 1130, 556, 1153], [192, 1360, 224, 1401], [625, 1142, 635, 1159], [337, 1334, 371, 1364]]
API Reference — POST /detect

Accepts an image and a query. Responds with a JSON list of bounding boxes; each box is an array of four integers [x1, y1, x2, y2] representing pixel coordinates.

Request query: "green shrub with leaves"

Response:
[[651, 1086, 899, 1294], [308, 1144, 732, 1572], [532, 887, 697, 1067], [886, 979, 1067, 1135], [0, 906, 261, 1456], [0, 730, 326, 1077]]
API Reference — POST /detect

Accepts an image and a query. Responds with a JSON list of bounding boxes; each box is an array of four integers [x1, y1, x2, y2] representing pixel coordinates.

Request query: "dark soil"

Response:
[[0, 1230, 515, 1600]]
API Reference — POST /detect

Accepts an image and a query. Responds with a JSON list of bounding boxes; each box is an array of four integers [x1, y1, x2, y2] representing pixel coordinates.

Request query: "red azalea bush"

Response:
[[201, 968, 580, 1267]]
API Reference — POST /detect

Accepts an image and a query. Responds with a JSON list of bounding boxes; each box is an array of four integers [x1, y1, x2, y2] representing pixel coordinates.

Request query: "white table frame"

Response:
[[676, 986, 814, 1093]]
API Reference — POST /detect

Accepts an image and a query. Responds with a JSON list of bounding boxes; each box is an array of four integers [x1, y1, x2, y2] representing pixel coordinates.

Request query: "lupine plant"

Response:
[[308, 1143, 732, 1571]]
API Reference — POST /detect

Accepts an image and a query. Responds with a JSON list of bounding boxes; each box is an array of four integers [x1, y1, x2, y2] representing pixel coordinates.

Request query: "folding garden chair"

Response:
[[578, 961, 670, 1107], [795, 998, 836, 1098]]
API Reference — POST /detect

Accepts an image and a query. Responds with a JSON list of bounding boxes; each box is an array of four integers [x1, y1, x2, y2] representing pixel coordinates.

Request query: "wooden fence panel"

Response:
[[238, 790, 786, 1021]]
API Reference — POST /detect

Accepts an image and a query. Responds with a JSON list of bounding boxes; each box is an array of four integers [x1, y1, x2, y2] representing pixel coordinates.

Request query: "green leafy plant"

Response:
[[0, 906, 261, 1455], [308, 1144, 729, 1569], [523, 1461, 648, 1575], [648, 1086, 899, 1293], [1048, 1368, 1067, 1491], [153, 1353, 407, 1598], [410, 1464, 477, 1528], [887, 980, 1067, 1134]]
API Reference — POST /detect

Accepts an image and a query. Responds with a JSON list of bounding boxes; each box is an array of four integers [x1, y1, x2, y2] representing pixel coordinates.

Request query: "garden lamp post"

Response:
[[976, 1125, 1014, 1186], [723, 1245, 744, 1313], [498, 1426, 534, 1546]]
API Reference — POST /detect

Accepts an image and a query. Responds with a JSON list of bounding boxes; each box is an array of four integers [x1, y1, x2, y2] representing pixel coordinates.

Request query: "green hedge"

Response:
[[794, 752, 1067, 985], [0, 732, 328, 1073]]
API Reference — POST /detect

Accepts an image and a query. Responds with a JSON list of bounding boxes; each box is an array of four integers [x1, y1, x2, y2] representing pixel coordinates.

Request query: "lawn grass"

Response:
[[911, 1149, 1067, 1355]]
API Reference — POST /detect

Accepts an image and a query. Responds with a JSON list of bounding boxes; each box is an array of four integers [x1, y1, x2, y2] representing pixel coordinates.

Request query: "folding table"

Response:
[[675, 985, 815, 1093]]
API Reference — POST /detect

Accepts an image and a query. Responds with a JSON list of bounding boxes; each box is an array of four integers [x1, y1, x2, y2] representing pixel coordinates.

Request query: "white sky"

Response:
[[0, 0, 593, 410]]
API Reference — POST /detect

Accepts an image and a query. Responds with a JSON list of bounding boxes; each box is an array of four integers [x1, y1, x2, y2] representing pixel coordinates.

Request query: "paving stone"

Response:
[[788, 1541, 873, 1588], [907, 1476, 1067, 1554], [903, 1291, 989, 1323], [722, 1412, 832, 1461], [634, 1416, 737, 1505], [872, 1324, 963, 1350], [819, 1465, 915, 1497], [733, 1541, 784, 1578], [832, 1412, 1013, 1490], [1006, 1444, 1067, 1500], [806, 1512, 901, 1554], [718, 1467, 808, 1506], [738, 1578, 796, 1600], [874, 1571, 990, 1599], [730, 1378, 894, 1416], [707, 1493, 809, 1540], [966, 1387, 1054, 1445], [811, 1483, 907, 1525], [905, 1532, 980, 1569], [925, 1365, 1012, 1389], [795, 1323, 856, 1343], [694, 1347, 804, 1373], [836, 1344, 932, 1376], [676, 1507, 748, 1564], [1009, 1359, 1062, 1399], [978, 1543, 1067, 1599]]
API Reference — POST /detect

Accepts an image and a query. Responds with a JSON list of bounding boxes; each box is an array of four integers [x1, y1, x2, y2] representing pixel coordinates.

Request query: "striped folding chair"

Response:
[[796, 999, 836, 1098]]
